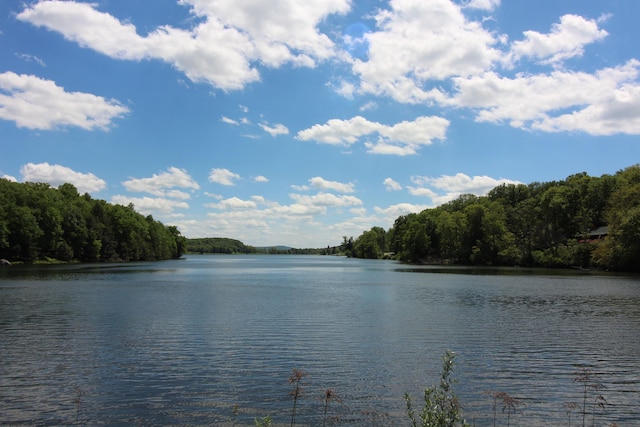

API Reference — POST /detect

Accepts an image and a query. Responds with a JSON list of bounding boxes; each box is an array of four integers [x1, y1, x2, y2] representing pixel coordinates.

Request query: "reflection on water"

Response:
[[1, 255, 639, 426]]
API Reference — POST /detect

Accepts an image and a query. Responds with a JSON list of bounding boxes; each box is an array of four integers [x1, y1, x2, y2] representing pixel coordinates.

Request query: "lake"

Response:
[[1, 255, 639, 426]]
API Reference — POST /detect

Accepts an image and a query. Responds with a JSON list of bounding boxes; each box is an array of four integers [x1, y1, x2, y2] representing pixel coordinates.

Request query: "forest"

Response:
[[0, 179, 186, 263], [342, 165, 640, 272]]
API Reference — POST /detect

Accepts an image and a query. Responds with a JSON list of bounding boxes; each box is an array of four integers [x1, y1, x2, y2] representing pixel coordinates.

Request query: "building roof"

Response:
[[588, 226, 609, 237]]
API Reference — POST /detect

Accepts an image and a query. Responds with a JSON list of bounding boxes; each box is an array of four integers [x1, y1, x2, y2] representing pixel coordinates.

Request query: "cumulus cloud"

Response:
[[111, 195, 189, 214], [221, 116, 239, 125], [383, 177, 402, 191], [253, 175, 269, 183], [206, 196, 258, 210], [297, 115, 449, 155], [259, 122, 289, 136], [448, 60, 640, 135], [15, 52, 46, 67], [464, 0, 501, 11], [350, 0, 501, 103], [0, 72, 128, 130], [332, 1, 638, 137], [18, 0, 350, 91], [209, 168, 241, 185], [289, 192, 363, 208], [309, 177, 355, 193], [20, 162, 106, 193], [507, 14, 608, 66], [186, 186, 366, 245], [122, 167, 200, 199], [2, 174, 18, 182]]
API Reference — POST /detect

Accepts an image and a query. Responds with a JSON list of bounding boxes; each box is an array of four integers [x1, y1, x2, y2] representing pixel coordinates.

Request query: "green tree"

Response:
[[353, 226, 387, 259], [401, 214, 431, 262]]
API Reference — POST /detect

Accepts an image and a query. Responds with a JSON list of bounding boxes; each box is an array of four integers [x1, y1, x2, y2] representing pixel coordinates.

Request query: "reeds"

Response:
[[288, 368, 307, 427], [572, 366, 607, 427]]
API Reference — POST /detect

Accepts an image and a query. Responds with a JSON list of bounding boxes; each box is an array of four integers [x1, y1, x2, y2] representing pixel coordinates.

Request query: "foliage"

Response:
[[347, 165, 640, 272], [0, 180, 186, 262], [405, 350, 470, 427], [254, 415, 273, 426]]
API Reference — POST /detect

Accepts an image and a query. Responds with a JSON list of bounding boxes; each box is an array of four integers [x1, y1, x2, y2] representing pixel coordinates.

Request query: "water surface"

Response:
[[1, 255, 638, 425]]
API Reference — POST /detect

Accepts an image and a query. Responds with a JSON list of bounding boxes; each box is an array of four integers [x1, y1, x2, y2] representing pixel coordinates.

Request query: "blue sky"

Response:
[[1, 0, 639, 248]]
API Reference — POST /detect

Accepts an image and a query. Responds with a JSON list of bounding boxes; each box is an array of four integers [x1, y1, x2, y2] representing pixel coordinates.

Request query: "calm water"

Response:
[[1, 255, 639, 426]]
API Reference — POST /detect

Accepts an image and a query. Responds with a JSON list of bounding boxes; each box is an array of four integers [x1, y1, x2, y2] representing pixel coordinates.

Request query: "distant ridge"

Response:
[[257, 245, 292, 251]]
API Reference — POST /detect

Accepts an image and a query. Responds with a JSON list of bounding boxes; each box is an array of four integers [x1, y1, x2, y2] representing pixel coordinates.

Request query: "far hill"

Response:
[[185, 237, 257, 254]]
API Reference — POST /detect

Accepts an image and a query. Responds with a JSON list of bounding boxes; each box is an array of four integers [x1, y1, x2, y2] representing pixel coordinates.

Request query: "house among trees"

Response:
[[588, 226, 609, 240]]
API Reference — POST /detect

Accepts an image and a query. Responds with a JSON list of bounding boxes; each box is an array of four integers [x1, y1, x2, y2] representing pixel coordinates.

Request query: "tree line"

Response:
[[342, 165, 640, 272], [0, 179, 186, 263]]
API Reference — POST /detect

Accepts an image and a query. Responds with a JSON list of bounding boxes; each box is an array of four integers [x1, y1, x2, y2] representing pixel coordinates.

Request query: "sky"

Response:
[[1, 0, 639, 248]]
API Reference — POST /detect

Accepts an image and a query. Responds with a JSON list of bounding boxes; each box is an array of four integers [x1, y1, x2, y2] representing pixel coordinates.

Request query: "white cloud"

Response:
[[449, 60, 640, 135], [359, 101, 378, 112], [407, 186, 439, 198], [297, 116, 380, 145], [309, 176, 355, 193], [334, 80, 356, 99], [182, 0, 350, 66], [350, 0, 501, 103], [464, 0, 501, 11], [18, 0, 350, 91], [0, 72, 128, 130], [383, 177, 402, 191], [15, 52, 46, 67], [209, 168, 241, 185], [221, 116, 239, 125], [365, 140, 418, 156], [122, 167, 200, 199], [2, 174, 18, 182], [259, 122, 289, 136], [507, 14, 608, 66], [189, 189, 365, 245], [289, 192, 363, 208], [206, 196, 257, 210], [20, 162, 106, 193], [253, 175, 269, 183], [297, 115, 449, 155], [335, 2, 638, 137], [111, 195, 189, 214]]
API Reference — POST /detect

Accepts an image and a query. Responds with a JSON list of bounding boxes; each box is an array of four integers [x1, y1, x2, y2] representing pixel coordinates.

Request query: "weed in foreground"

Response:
[[405, 350, 470, 427], [288, 368, 307, 427], [254, 414, 273, 426], [574, 366, 607, 427], [322, 388, 343, 427]]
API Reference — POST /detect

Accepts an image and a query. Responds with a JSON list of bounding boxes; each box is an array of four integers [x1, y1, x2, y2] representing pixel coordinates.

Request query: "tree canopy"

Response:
[[0, 180, 186, 263], [343, 165, 640, 272]]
